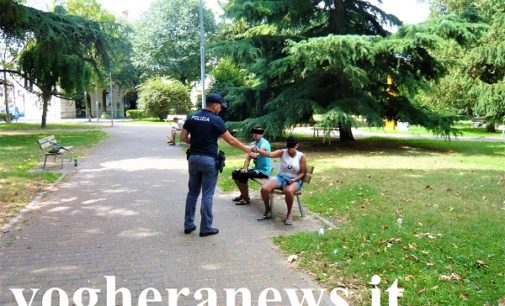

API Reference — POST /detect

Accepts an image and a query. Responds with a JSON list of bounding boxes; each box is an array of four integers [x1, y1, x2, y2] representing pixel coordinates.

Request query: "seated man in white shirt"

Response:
[[168, 117, 185, 145]]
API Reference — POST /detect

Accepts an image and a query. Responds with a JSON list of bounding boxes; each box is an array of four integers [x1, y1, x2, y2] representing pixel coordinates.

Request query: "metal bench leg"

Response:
[[43, 155, 48, 170], [269, 192, 275, 220], [296, 194, 305, 217]]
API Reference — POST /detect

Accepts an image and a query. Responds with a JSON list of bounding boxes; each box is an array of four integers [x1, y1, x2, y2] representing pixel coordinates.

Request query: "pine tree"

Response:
[[214, 0, 477, 141]]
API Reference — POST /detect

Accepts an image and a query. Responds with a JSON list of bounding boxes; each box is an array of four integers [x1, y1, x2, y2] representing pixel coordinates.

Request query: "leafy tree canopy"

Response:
[[63, 0, 138, 90], [132, 0, 217, 85], [137, 78, 192, 120], [0, 0, 113, 127], [419, 0, 505, 129]]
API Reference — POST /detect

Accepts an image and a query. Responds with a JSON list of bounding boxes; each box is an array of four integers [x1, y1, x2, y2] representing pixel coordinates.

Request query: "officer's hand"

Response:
[[240, 168, 247, 173]]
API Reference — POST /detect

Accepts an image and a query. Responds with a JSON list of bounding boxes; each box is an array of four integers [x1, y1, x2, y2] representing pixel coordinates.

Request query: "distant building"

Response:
[[0, 75, 134, 121]]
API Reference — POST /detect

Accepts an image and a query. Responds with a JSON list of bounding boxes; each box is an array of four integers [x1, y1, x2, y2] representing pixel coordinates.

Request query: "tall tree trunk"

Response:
[[41, 93, 50, 128], [331, 0, 345, 34], [338, 120, 355, 142], [485, 122, 496, 133], [3, 70, 11, 123], [85, 92, 91, 122]]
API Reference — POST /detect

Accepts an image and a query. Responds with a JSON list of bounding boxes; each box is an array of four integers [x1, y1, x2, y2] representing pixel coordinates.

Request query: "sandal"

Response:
[[257, 214, 272, 221], [232, 195, 243, 202], [236, 198, 250, 205], [284, 219, 293, 226]]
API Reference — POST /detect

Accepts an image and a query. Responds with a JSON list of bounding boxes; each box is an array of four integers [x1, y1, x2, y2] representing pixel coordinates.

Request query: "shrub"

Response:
[[126, 109, 147, 119], [137, 78, 192, 121]]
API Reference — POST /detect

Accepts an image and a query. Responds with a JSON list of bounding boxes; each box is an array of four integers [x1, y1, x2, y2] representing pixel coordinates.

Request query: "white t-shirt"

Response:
[[278, 149, 303, 179]]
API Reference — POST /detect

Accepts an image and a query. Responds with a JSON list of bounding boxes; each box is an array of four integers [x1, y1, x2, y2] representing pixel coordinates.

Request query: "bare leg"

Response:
[[170, 129, 176, 143], [233, 180, 250, 200], [283, 184, 298, 221], [260, 179, 281, 216]]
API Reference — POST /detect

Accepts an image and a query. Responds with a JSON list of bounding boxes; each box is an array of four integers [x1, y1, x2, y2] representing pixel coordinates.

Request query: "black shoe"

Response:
[[199, 228, 219, 237], [184, 226, 197, 234]]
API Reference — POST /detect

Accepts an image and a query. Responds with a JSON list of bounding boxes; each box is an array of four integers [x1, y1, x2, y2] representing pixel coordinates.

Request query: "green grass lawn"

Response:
[[362, 122, 504, 138], [0, 122, 102, 131], [0, 130, 107, 226], [218, 136, 505, 305]]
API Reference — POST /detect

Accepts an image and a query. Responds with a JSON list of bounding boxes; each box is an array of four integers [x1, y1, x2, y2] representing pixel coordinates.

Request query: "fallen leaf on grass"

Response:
[[405, 254, 420, 262], [460, 292, 469, 300], [476, 260, 489, 269], [415, 232, 440, 239], [439, 273, 462, 282], [425, 185, 432, 190], [498, 297, 505, 306], [386, 237, 402, 245]]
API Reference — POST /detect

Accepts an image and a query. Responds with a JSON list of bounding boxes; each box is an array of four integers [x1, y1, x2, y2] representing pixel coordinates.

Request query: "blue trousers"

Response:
[[184, 154, 218, 233]]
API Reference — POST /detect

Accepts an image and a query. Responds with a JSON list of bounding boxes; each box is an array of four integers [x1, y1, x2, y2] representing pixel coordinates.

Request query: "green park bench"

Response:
[[37, 135, 76, 169]]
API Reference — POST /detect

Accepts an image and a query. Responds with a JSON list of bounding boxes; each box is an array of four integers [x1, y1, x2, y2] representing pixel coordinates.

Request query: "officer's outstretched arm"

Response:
[[221, 131, 251, 153]]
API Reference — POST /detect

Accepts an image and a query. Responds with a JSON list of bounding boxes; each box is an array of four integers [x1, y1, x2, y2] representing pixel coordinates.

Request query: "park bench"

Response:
[[251, 159, 315, 219], [312, 126, 339, 144], [312, 126, 339, 138], [37, 135, 76, 170]]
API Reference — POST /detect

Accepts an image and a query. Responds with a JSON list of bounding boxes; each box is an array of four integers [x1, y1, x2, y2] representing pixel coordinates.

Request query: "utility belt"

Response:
[[186, 149, 226, 173]]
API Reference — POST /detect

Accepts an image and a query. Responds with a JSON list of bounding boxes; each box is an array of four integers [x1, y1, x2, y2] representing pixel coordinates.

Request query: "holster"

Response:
[[216, 150, 226, 173]]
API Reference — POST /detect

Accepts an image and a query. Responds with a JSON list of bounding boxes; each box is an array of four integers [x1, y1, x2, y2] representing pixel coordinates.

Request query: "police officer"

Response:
[[180, 93, 253, 237]]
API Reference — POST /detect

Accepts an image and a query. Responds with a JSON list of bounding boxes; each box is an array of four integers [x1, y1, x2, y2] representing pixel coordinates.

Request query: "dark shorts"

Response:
[[232, 169, 268, 184]]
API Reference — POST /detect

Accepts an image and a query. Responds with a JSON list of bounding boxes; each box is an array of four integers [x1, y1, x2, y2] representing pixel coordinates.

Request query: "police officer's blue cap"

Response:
[[206, 93, 228, 109]]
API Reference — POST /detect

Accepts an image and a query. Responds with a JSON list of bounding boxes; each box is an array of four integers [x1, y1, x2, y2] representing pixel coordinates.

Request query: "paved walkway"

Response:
[[0, 124, 331, 305]]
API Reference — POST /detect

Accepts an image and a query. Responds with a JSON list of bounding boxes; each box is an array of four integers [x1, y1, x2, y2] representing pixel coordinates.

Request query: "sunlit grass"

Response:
[[0, 130, 107, 226], [218, 136, 505, 305], [361, 122, 504, 138], [0, 122, 101, 131]]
